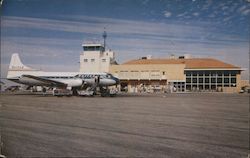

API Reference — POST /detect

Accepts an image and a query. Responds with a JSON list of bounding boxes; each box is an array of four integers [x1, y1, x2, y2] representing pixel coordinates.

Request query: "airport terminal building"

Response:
[[110, 56, 243, 93], [79, 42, 244, 93]]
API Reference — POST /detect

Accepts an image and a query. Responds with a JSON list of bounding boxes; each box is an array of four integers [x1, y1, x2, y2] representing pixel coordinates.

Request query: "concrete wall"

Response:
[[80, 51, 101, 72], [110, 64, 186, 81], [239, 79, 250, 88], [223, 87, 238, 93], [236, 74, 241, 92], [80, 50, 115, 73]]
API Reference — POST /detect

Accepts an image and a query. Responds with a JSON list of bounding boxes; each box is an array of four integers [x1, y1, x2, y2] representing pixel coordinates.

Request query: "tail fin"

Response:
[[7, 54, 39, 79], [9, 53, 34, 70]]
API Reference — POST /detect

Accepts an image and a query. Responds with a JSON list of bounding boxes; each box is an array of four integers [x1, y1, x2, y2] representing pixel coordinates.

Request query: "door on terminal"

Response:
[[171, 82, 185, 92], [120, 82, 128, 92]]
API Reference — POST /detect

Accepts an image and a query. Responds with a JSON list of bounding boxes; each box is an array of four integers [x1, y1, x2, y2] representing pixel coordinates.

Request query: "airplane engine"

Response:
[[67, 79, 83, 87]]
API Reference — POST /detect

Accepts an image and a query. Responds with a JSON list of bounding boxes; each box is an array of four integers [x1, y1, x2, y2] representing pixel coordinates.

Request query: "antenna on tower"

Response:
[[102, 27, 107, 51]]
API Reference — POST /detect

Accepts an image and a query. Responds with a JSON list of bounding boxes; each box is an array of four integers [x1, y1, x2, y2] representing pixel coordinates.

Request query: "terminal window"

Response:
[[217, 72, 222, 76], [185, 72, 191, 76], [231, 84, 236, 87], [186, 78, 191, 83], [211, 72, 216, 77], [231, 78, 236, 83], [199, 78, 203, 83], [205, 78, 209, 83], [224, 78, 229, 83], [192, 78, 197, 83], [230, 71, 237, 76], [217, 78, 222, 83], [224, 72, 229, 76], [192, 72, 197, 77], [211, 78, 216, 83], [198, 73, 203, 76]]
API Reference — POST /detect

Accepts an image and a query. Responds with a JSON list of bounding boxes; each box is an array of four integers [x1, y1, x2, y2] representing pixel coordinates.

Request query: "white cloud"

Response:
[[241, 9, 250, 15], [1, 15, 209, 40], [177, 12, 187, 17], [192, 12, 199, 16], [202, 0, 213, 10], [238, 5, 247, 12], [223, 16, 232, 22], [163, 11, 172, 18], [221, 6, 229, 10], [4, 15, 246, 44], [237, 5, 250, 15]]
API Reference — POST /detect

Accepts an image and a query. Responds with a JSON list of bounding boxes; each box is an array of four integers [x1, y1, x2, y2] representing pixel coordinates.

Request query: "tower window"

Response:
[[83, 46, 104, 51], [84, 59, 88, 62], [102, 59, 106, 62], [91, 59, 95, 62]]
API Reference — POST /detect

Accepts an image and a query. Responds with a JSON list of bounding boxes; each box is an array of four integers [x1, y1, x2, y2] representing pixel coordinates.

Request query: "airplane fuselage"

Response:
[[8, 71, 118, 88]]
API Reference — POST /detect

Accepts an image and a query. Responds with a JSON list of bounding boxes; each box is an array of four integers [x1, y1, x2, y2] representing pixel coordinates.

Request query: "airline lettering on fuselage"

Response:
[[77, 74, 102, 79], [11, 66, 24, 69]]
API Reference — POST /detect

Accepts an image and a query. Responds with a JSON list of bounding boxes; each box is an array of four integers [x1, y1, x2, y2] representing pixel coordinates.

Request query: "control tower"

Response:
[[79, 31, 116, 72]]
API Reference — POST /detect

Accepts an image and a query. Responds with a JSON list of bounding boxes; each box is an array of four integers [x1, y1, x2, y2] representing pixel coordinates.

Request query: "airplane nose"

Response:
[[114, 77, 120, 85]]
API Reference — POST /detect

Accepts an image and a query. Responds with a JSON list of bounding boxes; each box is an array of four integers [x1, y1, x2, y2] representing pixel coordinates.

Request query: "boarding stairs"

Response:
[[77, 76, 99, 96]]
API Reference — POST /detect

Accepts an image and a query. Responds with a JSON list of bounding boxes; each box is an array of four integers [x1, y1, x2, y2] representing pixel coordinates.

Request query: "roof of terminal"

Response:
[[123, 58, 240, 69]]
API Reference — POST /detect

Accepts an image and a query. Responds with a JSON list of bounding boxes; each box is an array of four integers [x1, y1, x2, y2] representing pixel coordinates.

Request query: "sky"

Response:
[[1, 0, 250, 80]]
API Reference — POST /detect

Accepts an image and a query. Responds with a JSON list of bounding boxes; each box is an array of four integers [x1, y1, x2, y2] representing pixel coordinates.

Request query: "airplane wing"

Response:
[[22, 74, 67, 87]]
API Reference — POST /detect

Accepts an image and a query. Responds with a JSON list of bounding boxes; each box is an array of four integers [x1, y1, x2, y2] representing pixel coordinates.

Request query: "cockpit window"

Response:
[[106, 73, 112, 79]]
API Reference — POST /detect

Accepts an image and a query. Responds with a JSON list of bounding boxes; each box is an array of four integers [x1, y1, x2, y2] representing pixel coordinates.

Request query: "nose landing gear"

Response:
[[100, 86, 117, 97]]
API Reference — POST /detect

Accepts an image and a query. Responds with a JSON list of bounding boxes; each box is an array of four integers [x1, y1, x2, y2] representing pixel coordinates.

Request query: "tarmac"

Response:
[[0, 93, 249, 157]]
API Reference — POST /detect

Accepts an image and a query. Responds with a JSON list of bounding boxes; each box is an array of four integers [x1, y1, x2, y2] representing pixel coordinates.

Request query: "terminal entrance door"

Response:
[[120, 82, 128, 92], [169, 82, 186, 92]]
